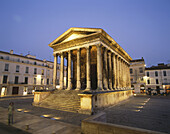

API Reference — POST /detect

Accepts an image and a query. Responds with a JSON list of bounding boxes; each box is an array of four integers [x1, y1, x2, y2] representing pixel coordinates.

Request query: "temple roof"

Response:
[[49, 27, 105, 46], [49, 27, 132, 61]]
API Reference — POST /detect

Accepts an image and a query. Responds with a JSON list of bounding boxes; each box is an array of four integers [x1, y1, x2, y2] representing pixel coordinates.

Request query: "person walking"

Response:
[[8, 102, 14, 125]]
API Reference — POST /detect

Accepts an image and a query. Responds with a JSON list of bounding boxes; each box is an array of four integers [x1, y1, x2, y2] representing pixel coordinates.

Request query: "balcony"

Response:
[[162, 83, 170, 85]]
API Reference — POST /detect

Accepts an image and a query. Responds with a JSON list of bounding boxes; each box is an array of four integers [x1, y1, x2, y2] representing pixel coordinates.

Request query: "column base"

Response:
[[66, 88, 72, 90], [75, 88, 80, 91], [84, 88, 91, 91], [96, 88, 104, 91]]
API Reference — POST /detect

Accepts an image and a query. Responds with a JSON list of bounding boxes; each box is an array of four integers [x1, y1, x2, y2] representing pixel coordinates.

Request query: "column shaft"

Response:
[[97, 44, 103, 90], [59, 53, 64, 90], [112, 54, 116, 89], [76, 48, 81, 90], [108, 53, 113, 90], [53, 54, 58, 89], [128, 64, 131, 88], [103, 48, 108, 90], [66, 51, 72, 90], [85, 46, 91, 90], [117, 57, 120, 89]]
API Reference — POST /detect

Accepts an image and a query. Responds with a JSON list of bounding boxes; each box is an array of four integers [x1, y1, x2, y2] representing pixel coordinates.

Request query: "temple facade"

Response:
[[49, 27, 132, 91]]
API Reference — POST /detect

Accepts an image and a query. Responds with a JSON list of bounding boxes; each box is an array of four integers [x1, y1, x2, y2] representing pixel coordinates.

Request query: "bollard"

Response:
[[26, 124, 29, 130]]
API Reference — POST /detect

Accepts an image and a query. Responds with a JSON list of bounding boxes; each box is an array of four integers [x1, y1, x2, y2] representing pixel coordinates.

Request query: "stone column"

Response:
[[119, 58, 122, 89], [60, 52, 64, 90], [97, 44, 103, 90], [53, 54, 58, 89], [116, 56, 120, 89], [108, 52, 113, 90], [112, 54, 116, 89], [85, 46, 91, 90], [128, 64, 131, 88], [103, 48, 108, 90], [125, 62, 128, 89], [119, 59, 123, 89], [123, 61, 126, 89], [66, 51, 72, 90], [76, 48, 81, 90]]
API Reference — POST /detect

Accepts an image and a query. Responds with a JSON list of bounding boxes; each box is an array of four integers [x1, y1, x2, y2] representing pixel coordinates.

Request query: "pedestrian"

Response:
[[8, 102, 14, 125]]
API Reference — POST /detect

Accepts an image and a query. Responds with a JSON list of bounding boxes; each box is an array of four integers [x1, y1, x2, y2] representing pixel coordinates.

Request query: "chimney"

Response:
[[10, 50, 13, 54]]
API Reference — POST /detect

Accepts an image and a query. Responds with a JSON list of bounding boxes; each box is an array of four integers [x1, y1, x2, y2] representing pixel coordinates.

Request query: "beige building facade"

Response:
[[145, 63, 170, 94], [130, 58, 146, 93], [0, 50, 54, 96], [49, 27, 132, 90]]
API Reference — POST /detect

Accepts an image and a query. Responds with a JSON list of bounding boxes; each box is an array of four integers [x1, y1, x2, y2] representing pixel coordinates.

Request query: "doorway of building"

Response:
[[1, 87, 7, 96], [156, 86, 160, 94], [12, 87, 19, 95]]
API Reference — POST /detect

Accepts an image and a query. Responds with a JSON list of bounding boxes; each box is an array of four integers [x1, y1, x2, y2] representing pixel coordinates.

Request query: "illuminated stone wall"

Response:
[[78, 90, 133, 115]]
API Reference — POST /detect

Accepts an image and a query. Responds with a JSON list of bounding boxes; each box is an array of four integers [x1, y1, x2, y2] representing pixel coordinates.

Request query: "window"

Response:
[[155, 71, 158, 77], [34, 62, 37, 65], [41, 69, 44, 75], [14, 76, 19, 84], [25, 77, 28, 84], [156, 79, 159, 84], [139, 67, 143, 73], [130, 78, 133, 82], [6, 56, 9, 60], [140, 77, 144, 81], [130, 69, 133, 74], [25, 67, 29, 73], [3, 75, 8, 84], [147, 79, 150, 84], [16, 65, 20, 72], [47, 78, 49, 85], [147, 72, 149, 77], [164, 78, 167, 83], [34, 68, 37, 74], [163, 71, 167, 76], [41, 78, 44, 84], [47, 70, 50, 76], [34, 78, 36, 84], [4, 64, 9, 71]]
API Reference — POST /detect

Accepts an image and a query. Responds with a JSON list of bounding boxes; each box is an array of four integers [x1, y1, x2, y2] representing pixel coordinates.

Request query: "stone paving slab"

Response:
[[0, 107, 81, 134], [104, 96, 170, 133]]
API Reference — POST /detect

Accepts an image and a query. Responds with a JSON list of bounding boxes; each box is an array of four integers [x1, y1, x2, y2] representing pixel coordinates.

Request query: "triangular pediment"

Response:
[[49, 27, 102, 46]]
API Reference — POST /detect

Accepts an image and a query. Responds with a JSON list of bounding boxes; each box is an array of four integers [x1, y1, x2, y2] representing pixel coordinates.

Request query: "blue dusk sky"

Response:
[[0, 0, 170, 67]]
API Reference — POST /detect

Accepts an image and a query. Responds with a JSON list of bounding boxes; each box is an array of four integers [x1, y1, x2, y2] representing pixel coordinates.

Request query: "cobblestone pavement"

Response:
[[0, 96, 90, 126], [104, 96, 170, 133]]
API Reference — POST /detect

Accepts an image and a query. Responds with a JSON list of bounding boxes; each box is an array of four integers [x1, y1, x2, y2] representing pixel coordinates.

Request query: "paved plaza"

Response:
[[0, 95, 170, 133], [104, 95, 170, 133]]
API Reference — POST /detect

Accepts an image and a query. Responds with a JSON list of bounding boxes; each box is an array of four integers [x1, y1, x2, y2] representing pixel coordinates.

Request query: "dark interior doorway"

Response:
[[12, 87, 19, 95]]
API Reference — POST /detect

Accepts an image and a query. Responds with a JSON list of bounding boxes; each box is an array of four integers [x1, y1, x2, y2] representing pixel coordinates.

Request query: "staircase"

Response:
[[39, 90, 82, 113]]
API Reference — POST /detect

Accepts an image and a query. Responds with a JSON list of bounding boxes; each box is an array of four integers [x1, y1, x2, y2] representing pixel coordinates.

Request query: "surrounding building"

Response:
[[49, 27, 132, 90], [145, 63, 170, 94], [0, 50, 54, 96], [130, 58, 146, 93]]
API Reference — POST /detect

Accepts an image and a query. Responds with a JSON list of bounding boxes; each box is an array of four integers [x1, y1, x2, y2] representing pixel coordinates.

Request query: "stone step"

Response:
[[42, 104, 80, 113], [38, 90, 81, 113], [40, 102, 80, 108]]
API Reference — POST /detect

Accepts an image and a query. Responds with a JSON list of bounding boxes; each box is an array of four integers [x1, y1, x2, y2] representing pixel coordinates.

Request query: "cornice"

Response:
[[50, 28, 132, 62]]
